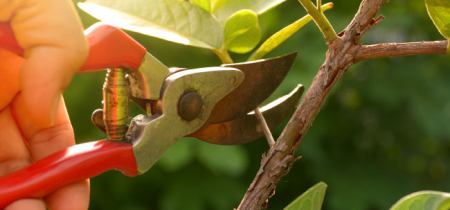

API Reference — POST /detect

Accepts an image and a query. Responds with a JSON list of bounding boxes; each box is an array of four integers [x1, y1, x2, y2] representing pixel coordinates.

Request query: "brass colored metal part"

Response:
[[178, 91, 203, 121], [103, 68, 129, 141], [189, 85, 304, 145], [91, 109, 106, 133], [127, 67, 244, 174], [203, 52, 297, 127], [128, 52, 170, 100]]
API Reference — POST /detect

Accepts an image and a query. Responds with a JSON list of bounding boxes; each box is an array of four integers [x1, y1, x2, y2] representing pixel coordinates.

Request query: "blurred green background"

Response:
[[66, 0, 450, 209]]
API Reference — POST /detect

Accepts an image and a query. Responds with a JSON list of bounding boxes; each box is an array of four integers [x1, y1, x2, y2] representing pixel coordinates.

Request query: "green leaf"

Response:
[[249, 3, 333, 61], [284, 182, 327, 210], [191, 0, 212, 13], [224, 9, 261, 54], [196, 143, 249, 177], [212, 0, 286, 24], [78, 0, 223, 49], [425, 0, 450, 53], [390, 191, 450, 210]]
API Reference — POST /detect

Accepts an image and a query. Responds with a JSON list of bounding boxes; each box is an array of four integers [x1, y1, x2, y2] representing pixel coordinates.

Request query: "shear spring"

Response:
[[103, 68, 129, 141]]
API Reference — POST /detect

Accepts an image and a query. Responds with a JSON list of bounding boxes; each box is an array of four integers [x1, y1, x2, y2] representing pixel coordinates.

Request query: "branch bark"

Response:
[[237, 0, 449, 209], [355, 40, 448, 62]]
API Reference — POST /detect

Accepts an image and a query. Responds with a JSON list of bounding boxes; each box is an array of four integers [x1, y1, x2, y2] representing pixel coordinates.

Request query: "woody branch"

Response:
[[237, 0, 448, 209]]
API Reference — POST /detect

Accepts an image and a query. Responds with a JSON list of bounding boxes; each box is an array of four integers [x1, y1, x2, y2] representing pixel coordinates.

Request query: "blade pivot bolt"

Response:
[[178, 91, 203, 121]]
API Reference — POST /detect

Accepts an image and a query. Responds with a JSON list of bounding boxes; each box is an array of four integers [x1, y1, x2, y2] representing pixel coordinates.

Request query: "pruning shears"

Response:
[[0, 22, 304, 207]]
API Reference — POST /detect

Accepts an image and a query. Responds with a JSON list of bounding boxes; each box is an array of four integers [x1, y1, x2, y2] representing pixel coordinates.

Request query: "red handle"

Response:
[[0, 140, 138, 208], [0, 22, 147, 72]]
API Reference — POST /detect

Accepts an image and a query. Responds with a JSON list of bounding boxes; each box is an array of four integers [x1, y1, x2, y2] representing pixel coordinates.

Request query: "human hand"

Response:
[[0, 0, 89, 209]]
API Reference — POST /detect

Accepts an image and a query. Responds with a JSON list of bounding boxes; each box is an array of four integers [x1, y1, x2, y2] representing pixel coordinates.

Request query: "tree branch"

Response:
[[237, 0, 388, 209], [237, 0, 450, 209], [355, 40, 448, 62]]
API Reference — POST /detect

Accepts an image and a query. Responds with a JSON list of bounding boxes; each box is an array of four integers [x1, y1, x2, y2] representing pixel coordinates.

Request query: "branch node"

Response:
[[355, 14, 385, 43]]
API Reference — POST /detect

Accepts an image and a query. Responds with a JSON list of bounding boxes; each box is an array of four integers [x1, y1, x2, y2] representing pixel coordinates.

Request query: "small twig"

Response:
[[317, 0, 322, 12], [254, 107, 275, 147], [355, 40, 448, 62], [298, 0, 336, 43]]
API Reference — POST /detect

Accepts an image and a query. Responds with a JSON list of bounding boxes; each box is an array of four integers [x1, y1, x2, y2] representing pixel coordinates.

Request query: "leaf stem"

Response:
[[447, 41, 450, 54], [213, 47, 234, 63], [317, 0, 322, 12], [298, 0, 336, 43]]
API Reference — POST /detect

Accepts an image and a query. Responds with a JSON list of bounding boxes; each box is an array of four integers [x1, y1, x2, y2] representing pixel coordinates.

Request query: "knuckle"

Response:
[[28, 122, 74, 157], [0, 157, 31, 176]]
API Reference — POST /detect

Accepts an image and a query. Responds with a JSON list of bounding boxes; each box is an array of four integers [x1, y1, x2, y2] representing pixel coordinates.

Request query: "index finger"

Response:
[[1, 0, 88, 129]]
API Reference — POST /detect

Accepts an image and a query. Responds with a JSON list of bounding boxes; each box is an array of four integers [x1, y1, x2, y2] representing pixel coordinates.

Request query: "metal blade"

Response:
[[204, 52, 297, 126], [128, 67, 244, 173], [189, 85, 304, 145]]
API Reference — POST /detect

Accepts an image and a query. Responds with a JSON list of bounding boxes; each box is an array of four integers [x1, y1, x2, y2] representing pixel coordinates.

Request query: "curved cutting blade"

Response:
[[204, 52, 297, 126], [190, 85, 304, 145]]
